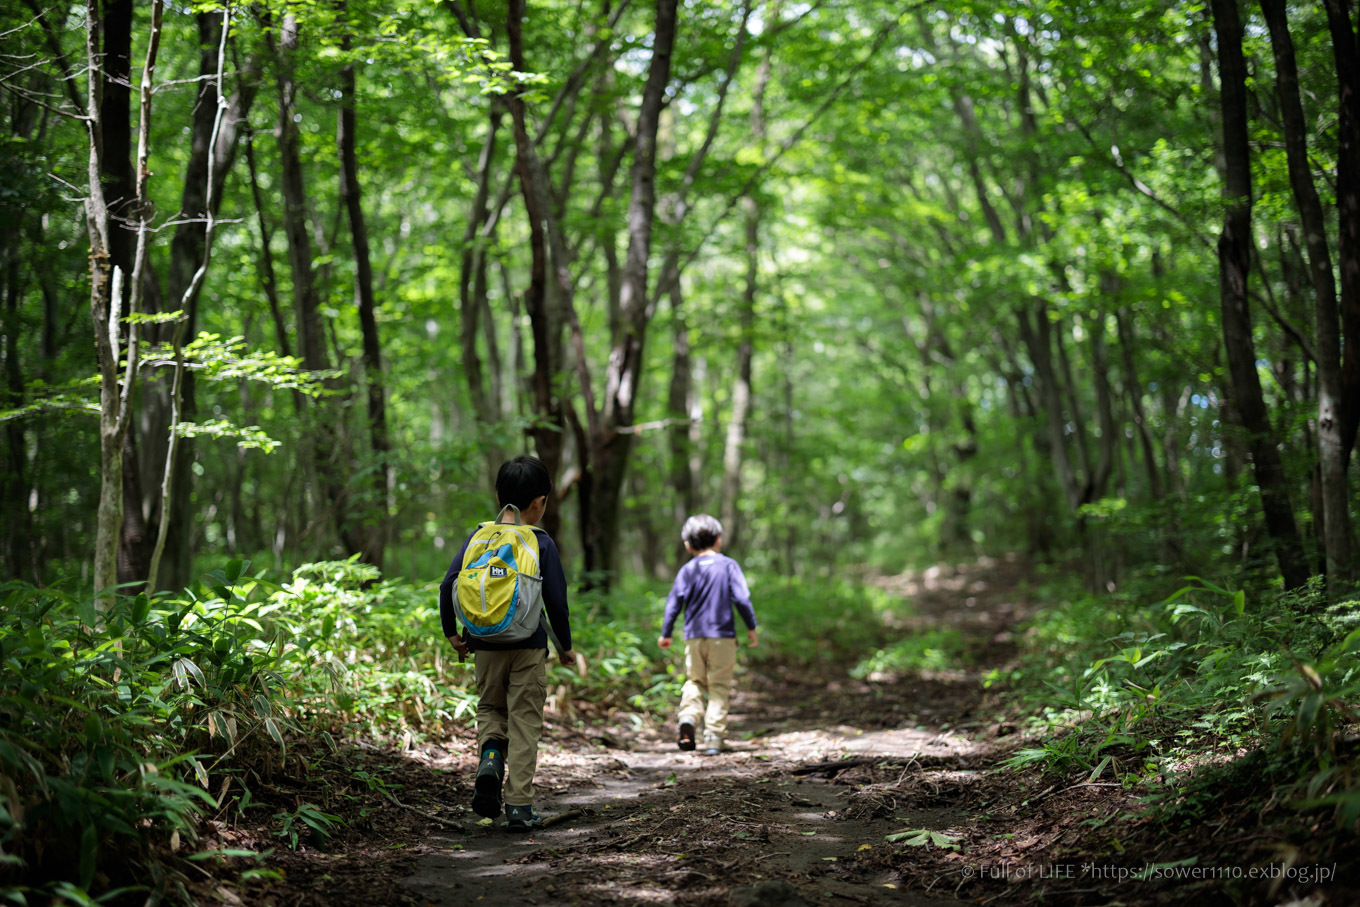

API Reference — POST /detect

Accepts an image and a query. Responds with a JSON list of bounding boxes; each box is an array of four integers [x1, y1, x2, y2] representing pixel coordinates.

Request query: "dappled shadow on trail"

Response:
[[388, 561, 1030, 907], [222, 559, 1028, 907], [236, 557, 1312, 907], [193, 557, 1358, 905]]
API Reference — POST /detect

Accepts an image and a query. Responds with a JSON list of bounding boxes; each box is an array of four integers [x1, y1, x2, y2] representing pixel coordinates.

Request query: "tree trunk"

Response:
[[1054, 318, 1093, 487], [1322, 0, 1360, 462], [1, 91, 43, 581], [1088, 299, 1116, 500], [1087, 298, 1118, 590], [1017, 302, 1083, 511], [98, 0, 153, 587], [244, 124, 289, 359], [274, 13, 364, 559], [84, 0, 127, 607], [1269, 0, 1354, 586], [505, 0, 568, 544], [1211, 0, 1310, 590], [339, 33, 390, 572], [1, 216, 33, 581], [1115, 309, 1163, 500], [720, 199, 757, 551], [153, 14, 257, 590], [718, 6, 765, 554], [581, 0, 680, 584], [666, 262, 696, 566], [461, 105, 509, 482]]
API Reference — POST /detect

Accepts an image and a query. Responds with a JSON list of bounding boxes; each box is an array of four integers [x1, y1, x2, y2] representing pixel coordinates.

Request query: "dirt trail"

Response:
[[191, 558, 1360, 905], [247, 560, 1028, 907], [400, 698, 981, 906]]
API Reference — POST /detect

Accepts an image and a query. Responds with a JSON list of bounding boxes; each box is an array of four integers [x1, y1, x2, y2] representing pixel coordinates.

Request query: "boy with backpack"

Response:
[[657, 514, 758, 756], [439, 456, 576, 831]]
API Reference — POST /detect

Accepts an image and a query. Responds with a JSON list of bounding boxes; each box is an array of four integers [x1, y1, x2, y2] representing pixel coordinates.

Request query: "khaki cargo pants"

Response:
[[473, 647, 547, 806], [678, 637, 737, 747]]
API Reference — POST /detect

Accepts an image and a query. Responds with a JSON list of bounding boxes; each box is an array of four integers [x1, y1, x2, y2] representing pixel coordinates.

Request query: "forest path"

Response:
[[254, 560, 1028, 906]]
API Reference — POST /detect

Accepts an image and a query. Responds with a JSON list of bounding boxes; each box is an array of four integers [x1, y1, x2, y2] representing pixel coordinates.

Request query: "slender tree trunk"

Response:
[[1115, 309, 1163, 500], [153, 15, 257, 590], [273, 14, 363, 558], [244, 108, 308, 558], [1212, 0, 1310, 590], [1, 218, 33, 581], [506, 0, 567, 543], [1322, 0, 1360, 461], [1018, 302, 1083, 511], [148, 3, 230, 592], [339, 32, 389, 572], [461, 105, 508, 481], [101, 0, 134, 275], [581, 0, 680, 584], [98, 0, 153, 587], [778, 296, 796, 573], [1087, 298, 1118, 590], [1089, 300, 1116, 499], [1, 92, 43, 580], [666, 262, 695, 566], [1265, 0, 1352, 588], [244, 125, 288, 359], [720, 201, 757, 550], [1054, 319, 1093, 488], [719, 7, 766, 554], [84, 0, 129, 607]]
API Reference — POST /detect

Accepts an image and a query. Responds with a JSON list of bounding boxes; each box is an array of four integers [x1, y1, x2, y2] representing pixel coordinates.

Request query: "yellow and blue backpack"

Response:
[[453, 505, 548, 645]]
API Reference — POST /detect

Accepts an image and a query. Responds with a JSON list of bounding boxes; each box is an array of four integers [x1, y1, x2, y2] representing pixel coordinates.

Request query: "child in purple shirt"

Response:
[[658, 514, 758, 756]]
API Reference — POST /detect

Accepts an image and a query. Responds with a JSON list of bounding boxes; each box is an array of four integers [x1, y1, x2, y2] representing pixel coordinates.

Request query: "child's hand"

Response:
[[658, 636, 672, 650], [746, 629, 758, 648], [561, 649, 587, 678]]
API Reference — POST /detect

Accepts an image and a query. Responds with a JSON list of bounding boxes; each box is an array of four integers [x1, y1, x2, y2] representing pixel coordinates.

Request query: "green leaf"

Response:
[[129, 594, 151, 624], [263, 717, 286, 755], [124, 310, 185, 325], [96, 745, 114, 780], [79, 823, 97, 889], [885, 828, 960, 849]]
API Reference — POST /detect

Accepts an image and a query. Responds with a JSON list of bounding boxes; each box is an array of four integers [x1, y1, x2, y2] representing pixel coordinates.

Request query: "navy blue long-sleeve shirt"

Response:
[[661, 553, 757, 640], [439, 525, 572, 653]]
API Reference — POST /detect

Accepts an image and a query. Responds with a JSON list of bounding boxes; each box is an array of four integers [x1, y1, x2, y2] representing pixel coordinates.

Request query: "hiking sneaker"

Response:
[[677, 721, 696, 751], [504, 803, 541, 832], [471, 750, 505, 819], [702, 741, 723, 757]]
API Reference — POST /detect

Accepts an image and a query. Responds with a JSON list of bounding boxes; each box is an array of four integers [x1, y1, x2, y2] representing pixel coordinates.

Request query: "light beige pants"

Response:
[[473, 647, 547, 806], [678, 637, 737, 746]]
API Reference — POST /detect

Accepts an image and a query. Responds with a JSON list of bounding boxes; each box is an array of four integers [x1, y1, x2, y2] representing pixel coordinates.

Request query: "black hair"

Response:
[[495, 456, 553, 511], [681, 514, 723, 551]]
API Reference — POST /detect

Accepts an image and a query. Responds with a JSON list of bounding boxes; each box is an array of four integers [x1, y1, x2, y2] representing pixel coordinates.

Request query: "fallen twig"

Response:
[[383, 791, 464, 832], [791, 757, 884, 776], [791, 753, 972, 777], [540, 808, 584, 829], [1032, 781, 1122, 803]]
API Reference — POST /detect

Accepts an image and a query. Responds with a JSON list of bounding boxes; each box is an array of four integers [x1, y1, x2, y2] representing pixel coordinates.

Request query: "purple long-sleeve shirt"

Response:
[[661, 553, 757, 640]]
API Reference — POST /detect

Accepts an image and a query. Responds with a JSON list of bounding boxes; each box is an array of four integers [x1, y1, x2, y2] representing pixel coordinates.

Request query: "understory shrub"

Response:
[[993, 570, 1360, 830], [0, 560, 913, 901]]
